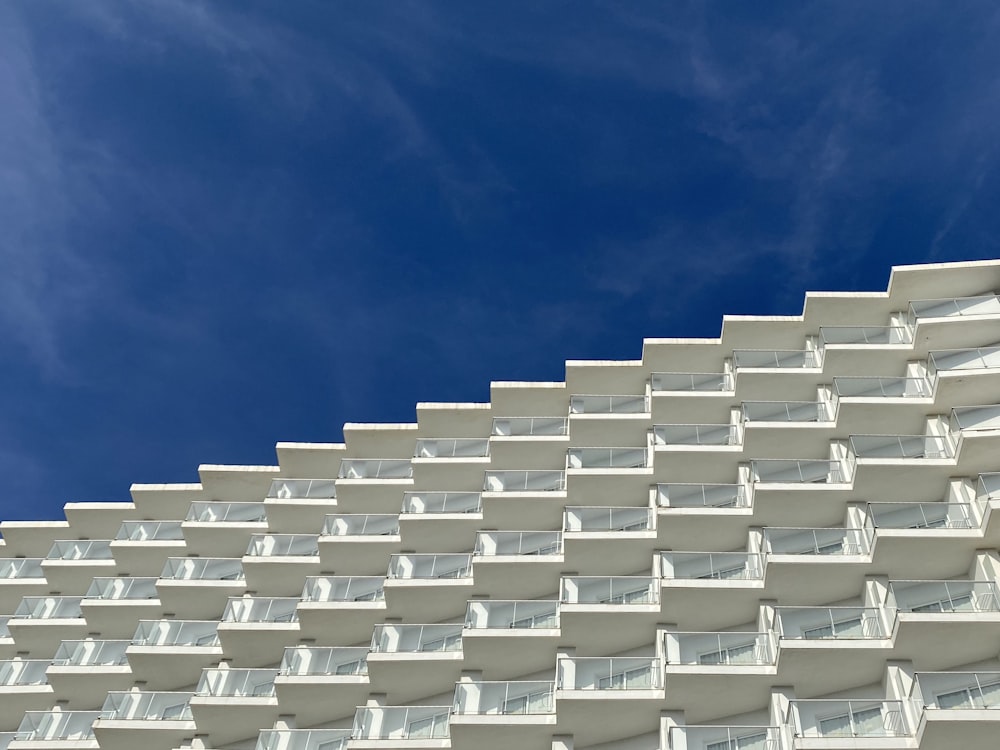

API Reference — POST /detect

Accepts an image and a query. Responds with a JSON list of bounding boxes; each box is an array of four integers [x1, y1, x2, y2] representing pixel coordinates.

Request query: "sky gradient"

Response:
[[2, 2, 1000, 521]]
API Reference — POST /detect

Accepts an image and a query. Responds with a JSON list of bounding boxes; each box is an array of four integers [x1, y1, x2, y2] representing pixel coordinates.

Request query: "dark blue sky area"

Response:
[[2, 2, 999, 520]]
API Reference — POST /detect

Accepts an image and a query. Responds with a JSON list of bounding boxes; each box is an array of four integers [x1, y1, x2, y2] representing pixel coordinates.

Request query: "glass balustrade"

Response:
[[669, 725, 783, 750], [888, 580, 1000, 614], [301, 576, 385, 603], [256, 729, 351, 750], [13, 596, 83, 619], [930, 345, 1000, 372], [186, 502, 267, 523], [86, 577, 159, 600], [661, 552, 764, 581], [15, 711, 99, 740], [101, 691, 194, 720], [197, 669, 277, 697], [651, 372, 732, 392], [246, 534, 319, 557], [0, 659, 49, 685], [733, 350, 819, 369], [352, 706, 451, 740], [454, 681, 555, 714], [917, 671, 1000, 709], [951, 405, 1000, 432], [566, 447, 649, 469], [387, 554, 472, 580], [558, 657, 661, 690], [483, 470, 566, 492], [160, 558, 244, 581], [909, 294, 1000, 321], [322, 514, 399, 536], [868, 502, 975, 530], [742, 401, 830, 423], [223, 597, 300, 624], [0, 558, 44, 579], [561, 576, 658, 605], [751, 459, 848, 484], [764, 527, 872, 556], [400, 491, 482, 514], [569, 394, 648, 414], [833, 376, 932, 398], [654, 424, 739, 446], [266, 479, 337, 500], [46, 540, 113, 561], [819, 326, 912, 345], [788, 699, 912, 738], [491, 416, 568, 436], [465, 600, 560, 630], [775, 607, 885, 639], [665, 632, 776, 665], [564, 506, 652, 532], [657, 483, 748, 509], [0, 617, 9, 638], [52, 640, 129, 666], [279, 646, 368, 676], [338, 459, 413, 480], [414, 438, 490, 458], [115, 521, 184, 541], [475, 531, 562, 557], [850, 434, 953, 459], [371, 623, 463, 653], [132, 620, 220, 647]]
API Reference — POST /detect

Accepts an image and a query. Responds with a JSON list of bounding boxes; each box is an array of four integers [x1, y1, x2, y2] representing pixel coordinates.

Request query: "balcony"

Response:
[[917, 670, 1000, 709], [387, 553, 472, 580], [266, 478, 337, 499], [255, 729, 350, 750], [654, 424, 739, 446], [661, 552, 764, 582], [951, 404, 1000, 433], [219, 597, 299, 664], [95, 691, 195, 750], [196, 668, 277, 697], [223, 596, 299, 623], [450, 681, 554, 749], [869, 501, 977, 530], [668, 725, 784, 750], [160, 557, 244, 581], [86, 576, 159, 600], [414, 438, 490, 458], [483, 470, 565, 492], [651, 372, 732, 392], [127, 620, 222, 691], [191, 670, 279, 745], [475, 531, 562, 557], [787, 699, 913, 741], [372, 623, 463, 654], [569, 394, 648, 414], [930, 345, 1000, 372], [909, 294, 1000, 321], [401, 491, 481, 514], [491, 416, 568, 436], [657, 483, 748, 509], [43, 540, 115, 590], [244, 534, 320, 593], [888, 579, 1000, 614], [819, 325, 912, 345], [367, 624, 464, 703], [302, 575, 384, 603], [732, 349, 820, 369], [14, 710, 99, 743], [751, 459, 849, 484], [564, 506, 652, 532], [385, 555, 473, 618], [834, 376, 932, 399], [132, 619, 219, 647], [274, 646, 370, 724], [0, 558, 44, 579], [0, 558, 46, 612], [157, 557, 245, 618], [562, 576, 658, 606], [775, 606, 886, 640], [664, 632, 776, 667], [352, 705, 451, 743], [186, 501, 267, 523], [764, 527, 872, 557], [850, 434, 953, 459], [12, 596, 83, 621], [465, 599, 559, 630], [742, 401, 831, 423], [46, 539, 113, 561], [0, 659, 49, 686], [566, 447, 649, 469], [53, 639, 129, 667], [114, 521, 183, 542], [338, 459, 413, 480], [323, 514, 399, 536], [280, 646, 368, 676], [246, 534, 319, 557], [297, 576, 386, 646], [558, 657, 661, 691]]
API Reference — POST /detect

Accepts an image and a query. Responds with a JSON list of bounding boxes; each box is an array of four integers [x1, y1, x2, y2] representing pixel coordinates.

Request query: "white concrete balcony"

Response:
[[109, 522, 186, 576], [661, 551, 764, 582], [560, 576, 660, 654], [191, 668, 279, 744], [654, 424, 740, 447], [907, 295, 1000, 352], [462, 600, 559, 679], [219, 597, 300, 666], [909, 293, 1000, 322], [482, 470, 567, 529], [483, 470, 565, 493], [473, 531, 562, 597], [775, 606, 886, 640], [657, 483, 749, 510], [372, 623, 463, 654], [930, 344, 1000, 373], [659, 553, 764, 630], [667, 725, 785, 750], [566, 447, 649, 470], [413, 439, 491, 488], [47, 640, 131, 707], [223, 596, 299, 623], [665, 631, 776, 668], [489, 417, 569, 469], [914, 671, 1000, 747], [82, 577, 161, 636], [570, 394, 648, 415], [42, 540, 115, 591], [244, 534, 320, 596], [869, 501, 978, 530], [127, 620, 222, 690], [45, 539, 113, 561], [787, 698, 915, 745], [887, 579, 1000, 615], [764, 526, 872, 557], [255, 729, 350, 750], [275, 646, 369, 726], [819, 325, 912, 346], [491, 416, 568, 436], [451, 680, 555, 749], [114, 521, 182, 542], [653, 425, 742, 480], [85, 576, 158, 600], [94, 691, 194, 750], [398, 492, 484, 553], [742, 401, 831, 424], [562, 507, 655, 574], [182, 501, 268, 557], [319, 514, 401, 574], [0, 617, 10, 660], [851, 433, 953, 462], [385, 554, 473, 621], [564, 506, 653, 532], [569, 394, 650, 446], [733, 349, 821, 370], [52, 639, 128, 667], [338, 459, 413, 480], [13, 710, 99, 746], [0, 660, 52, 720], [558, 656, 661, 690], [0, 558, 46, 613], [951, 403, 1000, 433], [187, 501, 267, 523], [834, 376, 932, 399], [651, 372, 733, 393], [751, 458, 851, 485], [296, 576, 385, 646], [764, 526, 873, 602], [368, 624, 464, 703], [8, 597, 86, 656], [415, 438, 491, 458], [156, 557, 245, 619], [351, 705, 451, 746], [266, 478, 337, 500], [323, 514, 399, 536]]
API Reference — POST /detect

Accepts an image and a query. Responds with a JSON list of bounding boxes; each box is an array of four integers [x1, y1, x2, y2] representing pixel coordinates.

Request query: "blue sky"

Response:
[[2, 2, 999, 521]]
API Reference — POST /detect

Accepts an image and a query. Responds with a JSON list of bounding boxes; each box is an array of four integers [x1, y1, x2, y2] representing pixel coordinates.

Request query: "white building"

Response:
[[2, 259, 1000, 750]]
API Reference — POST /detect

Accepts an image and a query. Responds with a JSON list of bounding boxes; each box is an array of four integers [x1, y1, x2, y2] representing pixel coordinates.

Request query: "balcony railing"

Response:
[[951, 405, 1000, 432], [733, 349, 819, 369], [654, 424, 739, 446], [0, 659, 50, 686], [764, 527, 872, 556], [454, 681, 555, 714], [669, 725, 784, 750], [570, 394, 648, 415], [186, 501, 267, 523], [916, 671, 1000, 709], [558, 657, 661, 690], [46, 539, 113, 561], [197, 669, 277, 698], [665, 632, 776, 666], [850, 434, 953, 459], [352, 706, 451, 740], [775, 607, 885, 640], [0, 617, 9, 638], [833, 376, 932, 398], [400, 492, 482, 515], [788, 699, 912, 738], [819, 325, 912, 345], [0, 558, 44, 579], [160, 558, 244, 581], [322, 514, 400, 537], [661, 552, 764, 581], [651, 372, 732, 392], [868, 502, 976, 530], [371, 624, 463, 653], [475, 531, 562, 557], [492, 416, 568, 436], [979, 472, 1000, 500], [465, 600, 560, 630], [85, 577, 159, 600], [115, 521, 184, 541], [566, 447, 649, 469], [414, 438, 490, 458], [256, 729, 351, 750], [266, 478, 337, 500], [101, 691, 193, 720], [53, 640, 129, 666], [246, 534, 319, 557], [280, 646, 368, 676], [301, 576, 385, 603], [657, 483, 748, 509], [564, 506, 652, 532], [13, 596, 83, 619], [223, 597, 299, 624], [338, 459, 412, 480], [751, 459, 848, 484], [132, 620, 220, 647], [908, 294, 1000, 321], [483, 470, 566, 492], [387, 554, 472, 580], [929, 345, 1000, 372], [888, 580, 1000, 614], [742, 401, 830, 423], [561, 576, 658, 605], [15, 711, 99, 741]]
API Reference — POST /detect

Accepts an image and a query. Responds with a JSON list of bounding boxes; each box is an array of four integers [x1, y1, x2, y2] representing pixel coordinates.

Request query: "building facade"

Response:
[[2, 259, 1000, 750]]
